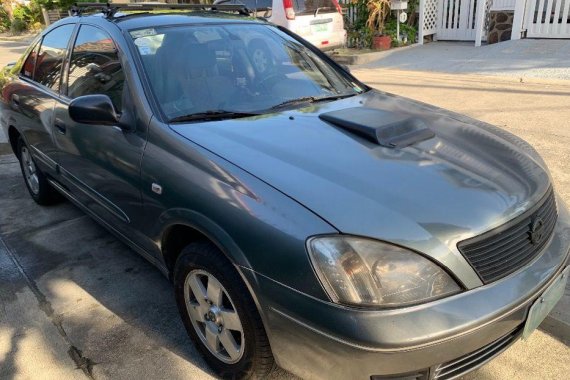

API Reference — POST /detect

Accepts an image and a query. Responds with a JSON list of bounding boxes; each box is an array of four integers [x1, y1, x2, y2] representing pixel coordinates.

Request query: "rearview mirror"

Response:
[[69, 94, 119, 126]]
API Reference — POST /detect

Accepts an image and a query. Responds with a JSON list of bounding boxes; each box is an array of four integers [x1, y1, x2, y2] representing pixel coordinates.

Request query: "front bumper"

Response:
[[242, 198, 570, 380]]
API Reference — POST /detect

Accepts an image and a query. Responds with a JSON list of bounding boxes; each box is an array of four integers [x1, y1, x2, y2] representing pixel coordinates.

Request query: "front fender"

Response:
[[141, 120, 338, 299], [155, 207, 253, 269]]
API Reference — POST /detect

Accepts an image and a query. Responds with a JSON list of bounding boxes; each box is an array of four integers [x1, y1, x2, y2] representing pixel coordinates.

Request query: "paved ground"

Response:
[[0, 40, 28, 68], [360, 39, 570, 81], [1, 39, 570, 379]]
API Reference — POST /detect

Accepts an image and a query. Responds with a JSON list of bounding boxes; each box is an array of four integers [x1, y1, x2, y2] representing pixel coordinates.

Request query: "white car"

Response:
[[215, 0, 346, 50]]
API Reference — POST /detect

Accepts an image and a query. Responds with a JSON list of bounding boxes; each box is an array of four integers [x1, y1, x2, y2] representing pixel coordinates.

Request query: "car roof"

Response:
[[65, 12, 267, 31]]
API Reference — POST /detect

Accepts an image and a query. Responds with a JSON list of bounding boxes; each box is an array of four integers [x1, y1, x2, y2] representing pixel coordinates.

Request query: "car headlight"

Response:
[[307, 236, 461, 307]]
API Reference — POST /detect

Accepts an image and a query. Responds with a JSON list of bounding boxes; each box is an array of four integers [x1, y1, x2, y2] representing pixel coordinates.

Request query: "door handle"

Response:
[[11, 94, 20, 107], [54, 119, 66, 135]]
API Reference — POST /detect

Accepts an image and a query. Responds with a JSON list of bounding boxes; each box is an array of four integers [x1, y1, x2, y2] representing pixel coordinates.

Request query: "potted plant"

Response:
[[366, 0, 391, 50]]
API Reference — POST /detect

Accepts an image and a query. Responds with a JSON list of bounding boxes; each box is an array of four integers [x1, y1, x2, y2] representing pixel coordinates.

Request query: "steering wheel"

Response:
[[256, 72, 284, 91]]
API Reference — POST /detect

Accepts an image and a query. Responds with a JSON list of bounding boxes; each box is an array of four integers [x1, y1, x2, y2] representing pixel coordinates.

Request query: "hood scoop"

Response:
[[319, 107, 435, 148]]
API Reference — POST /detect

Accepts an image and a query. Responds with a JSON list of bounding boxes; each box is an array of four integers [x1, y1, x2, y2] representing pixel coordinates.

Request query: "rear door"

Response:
[[52, 24, 147, 241]]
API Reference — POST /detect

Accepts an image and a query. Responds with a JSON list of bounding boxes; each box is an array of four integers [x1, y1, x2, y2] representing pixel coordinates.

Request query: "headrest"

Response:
[[187, 44, 215, 72]]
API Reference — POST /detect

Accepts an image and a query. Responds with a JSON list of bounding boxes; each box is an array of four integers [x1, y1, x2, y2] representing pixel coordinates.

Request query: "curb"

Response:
[[328, 43, 420, 66], [0, 34, 36, 43]]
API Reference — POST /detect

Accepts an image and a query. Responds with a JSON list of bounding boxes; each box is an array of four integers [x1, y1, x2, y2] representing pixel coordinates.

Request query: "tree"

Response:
[[36, 0, 94, 11]]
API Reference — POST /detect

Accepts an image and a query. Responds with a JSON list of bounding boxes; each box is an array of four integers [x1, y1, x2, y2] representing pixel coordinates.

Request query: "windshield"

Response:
[[131, 24, 364, 121]]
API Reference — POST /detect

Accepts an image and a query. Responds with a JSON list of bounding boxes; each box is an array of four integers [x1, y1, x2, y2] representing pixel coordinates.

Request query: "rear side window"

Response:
[[67, 25, 124, 110], [35, 24, 75, 92], [21, 41, 40, 79]]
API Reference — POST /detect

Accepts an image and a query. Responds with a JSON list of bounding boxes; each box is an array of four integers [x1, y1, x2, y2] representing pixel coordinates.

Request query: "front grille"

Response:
[[433, 327, 522, 380], [458, 188, 557, 283]]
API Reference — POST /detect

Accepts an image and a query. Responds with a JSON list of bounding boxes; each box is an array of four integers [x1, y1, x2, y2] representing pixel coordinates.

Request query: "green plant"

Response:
[[9, 0, 45, 34], [10, 18, 27, 34], [366, 0, 391, 35], [36, 0, 95, 11], [347, 27, 373, 49], [344, 0, 373, 48], [0, 7, 11, 32], [406, 0, 419, 26], [384, 17, 417, 45]]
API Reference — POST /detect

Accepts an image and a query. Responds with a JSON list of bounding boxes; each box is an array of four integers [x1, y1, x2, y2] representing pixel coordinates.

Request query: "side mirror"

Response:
[[341, 64, 351, 73], [69, 94, 119, 126]]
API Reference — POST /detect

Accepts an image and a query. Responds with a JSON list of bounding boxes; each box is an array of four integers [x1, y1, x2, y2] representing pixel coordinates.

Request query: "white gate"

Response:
[[524, 0, 570, 37], [419, 0, 492, 45], [437, 0, 480, 40]]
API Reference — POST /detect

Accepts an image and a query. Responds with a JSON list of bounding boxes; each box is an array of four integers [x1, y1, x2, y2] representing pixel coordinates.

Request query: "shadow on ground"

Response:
[[0, 153, 215, 379]]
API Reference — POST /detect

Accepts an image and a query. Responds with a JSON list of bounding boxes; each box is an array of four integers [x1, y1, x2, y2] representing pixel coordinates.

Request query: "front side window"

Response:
[[35, 24, 75, 91], [131, 24, 363, 121], [67, 25, 124, 110]]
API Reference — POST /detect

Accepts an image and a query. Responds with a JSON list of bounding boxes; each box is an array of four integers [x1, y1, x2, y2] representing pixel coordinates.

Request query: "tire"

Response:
[[174, 242, 275, 379], [17, 137, 62, 205]]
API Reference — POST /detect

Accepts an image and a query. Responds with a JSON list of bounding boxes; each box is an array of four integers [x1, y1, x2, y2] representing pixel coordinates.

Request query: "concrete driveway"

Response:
[[359, 39, 570, 81], [1, 39, 570, 379]]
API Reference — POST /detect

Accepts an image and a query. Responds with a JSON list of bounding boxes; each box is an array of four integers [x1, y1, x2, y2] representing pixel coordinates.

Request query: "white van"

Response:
[[215, 0, 347, 51]]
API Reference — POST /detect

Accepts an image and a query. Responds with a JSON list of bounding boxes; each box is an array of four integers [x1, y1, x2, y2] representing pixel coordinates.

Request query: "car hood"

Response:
[[171, 90, 550, 279]]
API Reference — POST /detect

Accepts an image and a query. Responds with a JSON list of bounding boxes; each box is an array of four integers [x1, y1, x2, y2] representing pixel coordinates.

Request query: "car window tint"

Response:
[[21, 41, 40, 79], [35, 24, 75, 92], [67, 25, 124, 110]]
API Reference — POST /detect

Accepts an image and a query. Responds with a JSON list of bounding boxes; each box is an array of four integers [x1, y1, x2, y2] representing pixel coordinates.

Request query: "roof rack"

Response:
[[70, 2, 252, 18]]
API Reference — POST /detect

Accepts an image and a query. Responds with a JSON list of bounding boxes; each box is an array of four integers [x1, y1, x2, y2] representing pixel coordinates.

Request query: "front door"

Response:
[[53, 24, 146, 241]]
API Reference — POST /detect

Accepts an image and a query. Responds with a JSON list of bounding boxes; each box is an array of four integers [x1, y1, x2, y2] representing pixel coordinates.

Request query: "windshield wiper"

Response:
[[269, 93, 358, 111], [168, 110, 259, 123]]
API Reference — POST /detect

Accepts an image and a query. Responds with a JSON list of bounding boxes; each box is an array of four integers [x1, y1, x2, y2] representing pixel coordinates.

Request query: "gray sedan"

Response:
[[1, 4, 568, 380]]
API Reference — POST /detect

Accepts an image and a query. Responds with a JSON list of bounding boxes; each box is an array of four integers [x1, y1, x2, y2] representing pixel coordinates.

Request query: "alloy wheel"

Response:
[[184, 269, 245, 364], [21, 146, 40, 195]]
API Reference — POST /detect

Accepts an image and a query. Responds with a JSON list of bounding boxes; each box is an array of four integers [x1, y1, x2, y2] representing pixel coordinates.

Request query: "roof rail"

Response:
[[70, 2, 252, 18]]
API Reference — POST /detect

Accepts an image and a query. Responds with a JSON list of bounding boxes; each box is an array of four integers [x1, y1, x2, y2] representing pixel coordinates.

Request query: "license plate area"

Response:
[[523, 266, 569, 339], [312, 23, 330, 33], [311, 18, 332, 33]]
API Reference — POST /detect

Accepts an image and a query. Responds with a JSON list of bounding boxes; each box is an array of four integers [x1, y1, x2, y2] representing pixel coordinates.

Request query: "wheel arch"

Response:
[[8, 124, 22, 158], [157, 211, 252, 280]]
